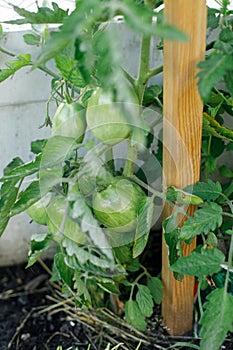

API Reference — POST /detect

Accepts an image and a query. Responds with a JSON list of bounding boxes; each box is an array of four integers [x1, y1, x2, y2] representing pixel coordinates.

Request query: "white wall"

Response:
[[0, 30, 53, 266]]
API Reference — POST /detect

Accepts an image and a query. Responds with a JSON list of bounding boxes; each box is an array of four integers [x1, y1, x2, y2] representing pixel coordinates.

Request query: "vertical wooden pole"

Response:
[[162, 0, 207, 335]]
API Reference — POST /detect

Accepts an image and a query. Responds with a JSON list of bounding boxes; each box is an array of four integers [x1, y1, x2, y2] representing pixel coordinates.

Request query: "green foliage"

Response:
[[197, 54, 233, 102], [133, 196, 154, 258], [0, 1, 233, 349], [10, 181, 41, 216], [125, 300, 147, 331], [170, 248, 225, 278], [185, 179, 222, 202], [197, 10, 233, 101], [5, 3, 69, 25], [23, 33, 40, 46], [203, 112, 233, 142], [147, 277, 163, 305], [27, 233, 52, 267], [180, 203, 223, 240], [200, 288, 233, 350], [0, 54, 31, 83]]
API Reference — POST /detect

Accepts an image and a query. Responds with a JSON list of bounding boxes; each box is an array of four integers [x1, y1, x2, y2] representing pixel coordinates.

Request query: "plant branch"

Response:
[[123, 34, 151, 177], [0, 46, 15, 57], [123, 139, 137, 177], [146, 65, 163, 81], [135, 34, 151, 103], [0, 45, 80, 93], [121, 67, 136, 87]]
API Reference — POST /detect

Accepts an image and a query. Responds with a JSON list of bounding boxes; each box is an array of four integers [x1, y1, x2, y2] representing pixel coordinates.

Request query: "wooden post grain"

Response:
[[162, 0, 207, 335]]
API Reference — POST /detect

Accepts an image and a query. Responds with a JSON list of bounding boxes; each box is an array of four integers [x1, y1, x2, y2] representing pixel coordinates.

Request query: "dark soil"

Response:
[[0, 261, 233, 350]]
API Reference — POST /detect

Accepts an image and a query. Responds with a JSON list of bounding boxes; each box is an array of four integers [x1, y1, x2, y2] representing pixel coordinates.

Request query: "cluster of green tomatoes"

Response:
[[27, 86, 147, 237]]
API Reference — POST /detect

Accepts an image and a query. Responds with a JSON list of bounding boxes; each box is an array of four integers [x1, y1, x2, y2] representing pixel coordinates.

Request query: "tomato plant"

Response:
[[0, 1, 233, 349]]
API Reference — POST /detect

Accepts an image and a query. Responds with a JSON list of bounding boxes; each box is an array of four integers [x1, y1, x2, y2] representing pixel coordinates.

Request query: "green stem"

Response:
[[123, 34, 151, 177], [123, 139, 137, 177], [135, 34, 151, 103], [105, 147, 115, 173], [129, 174, 163, 199], [121, 67, 136, 87], [222, 212, 233, 219], [129, 271, 147, 300], [146, 65, 163, 81], [0, 46, 80, 93], [224, 232, 233, 294], [0, 46, 15, 57], [197, 278, 204, 317]]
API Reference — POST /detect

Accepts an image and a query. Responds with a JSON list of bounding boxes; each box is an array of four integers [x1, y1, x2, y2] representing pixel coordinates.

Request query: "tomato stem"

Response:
[[105, 147, 115, 173], [135, 34, 151, 104], [123, 139, 137, 177], [146, 65, 163, 81], [123, 33, 151, 177]]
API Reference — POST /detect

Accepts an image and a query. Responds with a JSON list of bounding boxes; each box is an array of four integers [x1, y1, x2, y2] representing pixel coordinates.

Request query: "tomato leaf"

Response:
[[180, 202, 223, 240], [136, 284, 154, 317], [23, 33, 40, 46], [30, 139, 47, 155], [224, 69, 233, 97], [70, 192, 114, 261], [148, 277, 163, 305], [62, 238, 119, 272], [0, 186, 18, 237], [133, 196, 154, 258], [170, 248, 225, 278], [77, 148, 113, 197], [163, 217, 183, 281], [125, 300, 147, 331], [55, 49, 86, 87], [0, 154, 41, 181], [34, 1, 103, 67], [203, 112, 233, 142], [197, 53, 233, 102], [185, 179, 222, 202], [219, 165, 233, 178], [3, 157, 24, 176], [39, 136, 77, 194], [6, 3, 68, 25], [200, 289, 233, 350], [73, 272, 92, 303], [10, 181, 42, 217], [120, 0, 187, 40], [27, 232, 52, 268], [0, 54, 31, 82], [54, 252, 74, 289]]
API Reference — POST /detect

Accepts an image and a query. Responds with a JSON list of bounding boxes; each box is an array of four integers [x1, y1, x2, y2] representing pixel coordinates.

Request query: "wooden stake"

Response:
[[162, 0, 207, 335]]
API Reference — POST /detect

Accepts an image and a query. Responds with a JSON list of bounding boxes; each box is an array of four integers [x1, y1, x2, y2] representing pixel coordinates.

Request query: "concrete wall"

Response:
[[0, 31, 52, 265]]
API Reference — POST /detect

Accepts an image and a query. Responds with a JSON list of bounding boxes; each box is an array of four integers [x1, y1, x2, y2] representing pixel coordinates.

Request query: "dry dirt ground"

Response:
[[0, 260, 232, 350]]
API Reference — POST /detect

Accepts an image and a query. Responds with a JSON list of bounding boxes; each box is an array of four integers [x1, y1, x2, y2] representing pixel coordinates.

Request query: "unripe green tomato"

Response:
[[52, 102, 86, 143], [86, 87, 139, 145], [47, 196, 86, 244], [92, 177, 146, 233], [27, 192, 52, 225]]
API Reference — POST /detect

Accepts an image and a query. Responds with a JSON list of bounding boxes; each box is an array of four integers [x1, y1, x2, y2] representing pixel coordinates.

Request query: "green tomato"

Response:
[[92, 177, 146, 233], [27, 192, 52, 225], [86, 87, 139, 145], [47, 196, 86, 244], [52, 102, 86, 143]]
